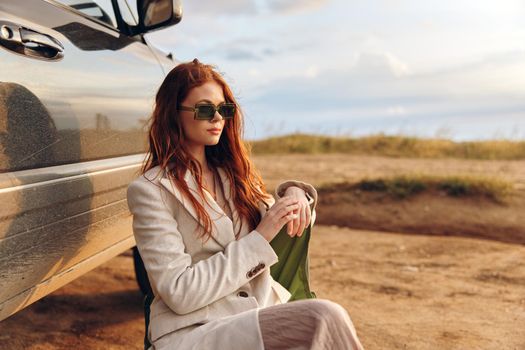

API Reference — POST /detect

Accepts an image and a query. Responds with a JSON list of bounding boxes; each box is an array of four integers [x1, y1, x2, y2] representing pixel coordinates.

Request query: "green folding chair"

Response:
[[135, 221, 316, 350], [269, 221, 317, 301]]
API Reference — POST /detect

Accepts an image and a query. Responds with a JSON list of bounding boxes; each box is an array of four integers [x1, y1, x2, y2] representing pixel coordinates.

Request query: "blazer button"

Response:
[[246, 271, 254, 278], [237, 291, 249, 298]]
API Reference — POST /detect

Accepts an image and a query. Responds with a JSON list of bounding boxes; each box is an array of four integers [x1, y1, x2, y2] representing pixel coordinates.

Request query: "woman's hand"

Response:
[[255, 197, 300, 242], [282, 186, 311, 237]]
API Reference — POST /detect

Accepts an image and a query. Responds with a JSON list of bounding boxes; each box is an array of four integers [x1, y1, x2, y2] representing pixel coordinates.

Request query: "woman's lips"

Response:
[[207, 129, 221, 135]]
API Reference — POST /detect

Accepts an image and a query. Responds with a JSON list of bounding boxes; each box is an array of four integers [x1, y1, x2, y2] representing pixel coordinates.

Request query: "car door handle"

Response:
[[19, 28, 64, 52], [0, 21, 64, 60]]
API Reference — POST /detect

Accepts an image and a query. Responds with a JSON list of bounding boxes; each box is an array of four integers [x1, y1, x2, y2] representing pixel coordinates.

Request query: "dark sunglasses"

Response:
[[178, 102, 236, 120]]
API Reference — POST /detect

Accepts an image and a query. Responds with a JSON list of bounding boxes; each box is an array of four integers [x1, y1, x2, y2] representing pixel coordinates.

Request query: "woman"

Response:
[[126, 59, 364, 350]]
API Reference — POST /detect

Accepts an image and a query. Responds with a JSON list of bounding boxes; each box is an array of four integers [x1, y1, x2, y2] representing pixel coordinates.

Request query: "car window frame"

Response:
[[45, 0, 123, 34]]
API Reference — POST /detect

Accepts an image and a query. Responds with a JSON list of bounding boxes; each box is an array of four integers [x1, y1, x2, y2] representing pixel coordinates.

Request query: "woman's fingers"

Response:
[[280, 196, 314, 237], [277, 199, 299, 214], [301, 205, 311, 236], [288, 202, 312, 237], [290, 205, 305, 237], [289, 206, 299, 236], [287, 215, 294, 236], [256, 198, 302, 242], [279, 211, 298, 228], [274, 197, 314, 237], [297, 205, 307, 237], [275, 200, 299, 222], [274, 197, 299, 210]]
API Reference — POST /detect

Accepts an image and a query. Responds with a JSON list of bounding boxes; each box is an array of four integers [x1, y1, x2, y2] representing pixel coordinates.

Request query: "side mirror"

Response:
[[137, 0, 182, 33]]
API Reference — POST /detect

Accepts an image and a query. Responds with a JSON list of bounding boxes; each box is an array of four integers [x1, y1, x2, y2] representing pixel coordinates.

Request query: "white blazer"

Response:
[[126, 164, 318, 346]]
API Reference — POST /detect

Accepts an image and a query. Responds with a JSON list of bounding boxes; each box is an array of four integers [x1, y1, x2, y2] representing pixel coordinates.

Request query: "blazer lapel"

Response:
[[216, 167, 271, 239], [159, 167, 236, 248], [216, 167, 241, 238]]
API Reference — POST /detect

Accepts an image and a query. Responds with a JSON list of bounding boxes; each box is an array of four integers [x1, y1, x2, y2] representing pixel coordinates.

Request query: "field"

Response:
[[2, 152, 524, 349], [255, 154, 525, 245]]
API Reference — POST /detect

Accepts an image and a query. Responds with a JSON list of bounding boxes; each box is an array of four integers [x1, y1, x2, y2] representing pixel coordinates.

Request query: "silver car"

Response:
[[0, 0, 181, 322]]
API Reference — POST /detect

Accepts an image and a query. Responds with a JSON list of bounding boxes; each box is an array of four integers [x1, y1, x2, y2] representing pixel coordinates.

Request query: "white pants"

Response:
[[259, 299, 364, 350], [152, 299, 364, 350]]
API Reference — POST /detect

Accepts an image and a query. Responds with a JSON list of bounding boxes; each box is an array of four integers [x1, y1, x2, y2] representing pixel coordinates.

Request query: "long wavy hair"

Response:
[[140, 59, 270, 242]]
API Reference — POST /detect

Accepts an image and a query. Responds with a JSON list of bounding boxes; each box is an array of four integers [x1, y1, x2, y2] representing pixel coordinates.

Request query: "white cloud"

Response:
[[386, 106, 407, 116], [248, 69, 261, 77], [304, 65, 318, 78], [352, 52, 411, 78], [181, 0, 331, 16], [241, 48, 525, 140], [183, 0, 257, 15], [266, 0, 330, 14]]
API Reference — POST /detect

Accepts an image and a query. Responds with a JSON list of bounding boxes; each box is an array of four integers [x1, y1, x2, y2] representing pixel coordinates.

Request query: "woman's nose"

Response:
[[210, 110, 224, 122]]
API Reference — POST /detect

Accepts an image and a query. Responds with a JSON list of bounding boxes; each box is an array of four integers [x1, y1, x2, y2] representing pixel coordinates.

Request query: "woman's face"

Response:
[[178, 81, 227, 149]]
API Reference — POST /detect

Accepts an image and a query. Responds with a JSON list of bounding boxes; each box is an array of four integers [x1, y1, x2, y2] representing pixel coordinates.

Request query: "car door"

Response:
[[0, 0, 175, 320]]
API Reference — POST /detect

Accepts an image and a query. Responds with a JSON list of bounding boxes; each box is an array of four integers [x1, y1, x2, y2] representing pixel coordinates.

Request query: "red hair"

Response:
[[141, 59, 270, 242]]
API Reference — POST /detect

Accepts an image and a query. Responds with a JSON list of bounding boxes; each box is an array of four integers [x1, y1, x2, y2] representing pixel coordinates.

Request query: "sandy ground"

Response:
[[2, 154, 525, 349], [2, 225, 524, 349]]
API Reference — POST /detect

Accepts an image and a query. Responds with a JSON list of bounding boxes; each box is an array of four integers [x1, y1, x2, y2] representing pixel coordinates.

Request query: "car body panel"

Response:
[[0, 0, 177, 320]]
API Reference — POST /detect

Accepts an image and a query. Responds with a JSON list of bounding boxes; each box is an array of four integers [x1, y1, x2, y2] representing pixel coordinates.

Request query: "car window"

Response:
[[54, 0, 118, 29], [117, 0, 139, 26]]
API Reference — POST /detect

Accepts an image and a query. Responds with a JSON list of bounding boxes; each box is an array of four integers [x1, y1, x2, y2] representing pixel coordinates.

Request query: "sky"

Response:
[[144, 0, 525, 141]]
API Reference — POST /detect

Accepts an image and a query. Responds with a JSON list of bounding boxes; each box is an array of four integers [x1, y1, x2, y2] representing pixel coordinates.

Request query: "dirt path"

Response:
[[309, 226, 525, 350], [2, 225, 524, 349]]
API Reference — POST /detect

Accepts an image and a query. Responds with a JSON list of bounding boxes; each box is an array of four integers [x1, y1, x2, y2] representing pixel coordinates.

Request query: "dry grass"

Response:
[[248, 133, 525, 160], [319, 174, 514, 202]]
